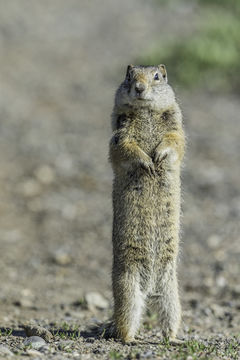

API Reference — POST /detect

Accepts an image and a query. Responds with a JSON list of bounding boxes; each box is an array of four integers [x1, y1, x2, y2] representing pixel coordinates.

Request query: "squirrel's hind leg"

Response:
[[112, 270, 146, 343], [150, 262, 181, 340]]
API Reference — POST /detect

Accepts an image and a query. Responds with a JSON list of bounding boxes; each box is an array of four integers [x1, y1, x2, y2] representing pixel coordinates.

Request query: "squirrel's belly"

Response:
[[132, 123, 162, 155], [112, 176, 180, 257]]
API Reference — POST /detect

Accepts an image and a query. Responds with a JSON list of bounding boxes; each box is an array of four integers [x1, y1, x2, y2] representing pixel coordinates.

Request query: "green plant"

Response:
[[0, 328, 13, 336], [139, 2, 240, 92], [109, 350, 124, 359]]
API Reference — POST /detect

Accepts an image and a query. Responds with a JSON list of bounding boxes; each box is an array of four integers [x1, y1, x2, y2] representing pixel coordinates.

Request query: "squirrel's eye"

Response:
[[154, 73, 159, 80]]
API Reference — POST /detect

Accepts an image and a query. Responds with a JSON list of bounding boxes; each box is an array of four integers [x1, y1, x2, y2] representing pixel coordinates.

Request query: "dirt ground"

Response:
[[0, 1, 239, 359]]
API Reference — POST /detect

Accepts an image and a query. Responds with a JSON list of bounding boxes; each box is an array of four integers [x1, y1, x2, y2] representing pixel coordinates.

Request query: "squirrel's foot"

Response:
[[168, 338, 184, 345], [121, 336, 136, 345]]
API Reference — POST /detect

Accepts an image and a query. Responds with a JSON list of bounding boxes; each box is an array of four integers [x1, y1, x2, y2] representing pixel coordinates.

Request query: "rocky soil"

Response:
[[0, 0, 239, 359]]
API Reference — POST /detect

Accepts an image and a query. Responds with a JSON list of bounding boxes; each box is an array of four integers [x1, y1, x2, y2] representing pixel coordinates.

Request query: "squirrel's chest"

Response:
[[126, 114, 165, 152]]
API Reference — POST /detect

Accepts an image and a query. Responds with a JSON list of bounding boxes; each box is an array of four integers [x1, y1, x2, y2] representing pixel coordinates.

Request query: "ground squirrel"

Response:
[[109, 64, 185, 343]]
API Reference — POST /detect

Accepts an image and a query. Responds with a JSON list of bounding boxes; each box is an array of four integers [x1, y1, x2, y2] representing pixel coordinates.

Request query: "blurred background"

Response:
[[0, 0, 239, 336]]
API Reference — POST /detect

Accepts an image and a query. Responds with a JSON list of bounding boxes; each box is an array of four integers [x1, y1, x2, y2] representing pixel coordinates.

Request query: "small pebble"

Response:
[[26, 349, 43, 356], [13, 298, 34, 308], [24, 336, 46, 349], [58, 340, 74, 350], [207, 234, 221, 248], [38, 345, 50, 353], [20, 179, 42, 197], [142, 350, 155, 358], [34, 165, 55, 185], [85, 291, 109, 310], [72, 352, 80, 358], [53, 249, 72, 266], [61, 204, 77, 220], [216, 276, 226, 287], [0, 345, 13, 356]]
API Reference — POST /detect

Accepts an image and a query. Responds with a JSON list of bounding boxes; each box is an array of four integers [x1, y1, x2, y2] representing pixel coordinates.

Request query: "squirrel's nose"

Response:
[[135, 82, 146, 95]]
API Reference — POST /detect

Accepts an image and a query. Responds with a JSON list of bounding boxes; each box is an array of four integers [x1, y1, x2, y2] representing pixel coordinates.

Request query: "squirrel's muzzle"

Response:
[[135, 81, 146, 95]]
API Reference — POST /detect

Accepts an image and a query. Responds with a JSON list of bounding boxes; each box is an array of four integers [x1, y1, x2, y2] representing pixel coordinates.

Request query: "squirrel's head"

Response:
[[115, 65, 175, 111]]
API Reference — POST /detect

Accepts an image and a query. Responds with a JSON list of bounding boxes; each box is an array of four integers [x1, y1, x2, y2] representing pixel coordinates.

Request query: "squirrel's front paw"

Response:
[[154, 147, 177, 164], [138, 156, 155, 176]]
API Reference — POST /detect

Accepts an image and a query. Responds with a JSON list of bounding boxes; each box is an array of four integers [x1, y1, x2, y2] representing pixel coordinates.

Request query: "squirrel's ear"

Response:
[[126, 64, 134, 77], [158, 64, 168, 83]]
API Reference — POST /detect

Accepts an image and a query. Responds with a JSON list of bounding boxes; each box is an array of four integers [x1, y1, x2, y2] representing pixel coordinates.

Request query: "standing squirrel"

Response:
[[109, 64, 185, 343]]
